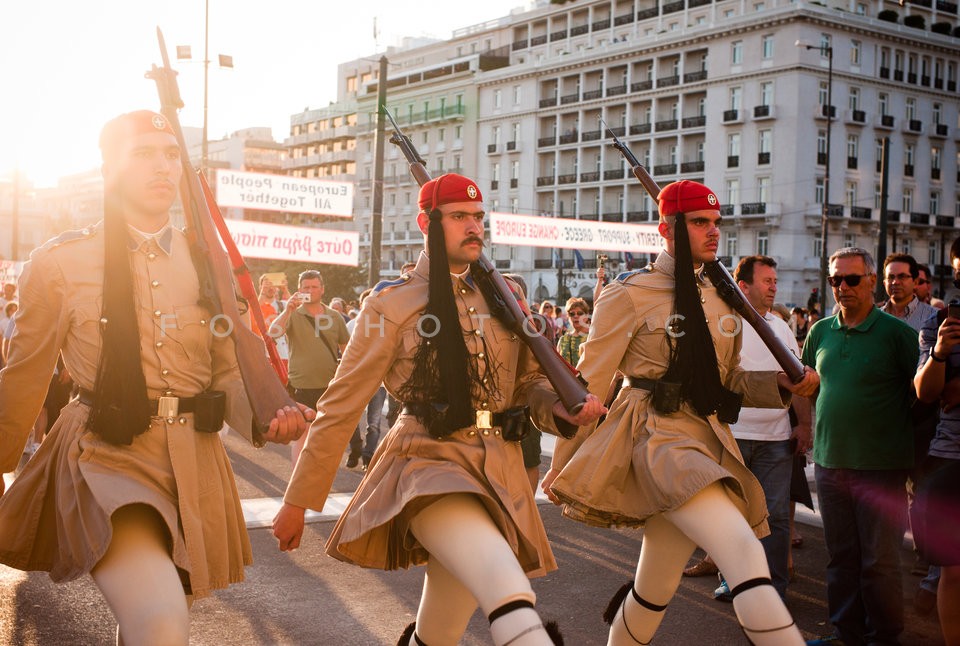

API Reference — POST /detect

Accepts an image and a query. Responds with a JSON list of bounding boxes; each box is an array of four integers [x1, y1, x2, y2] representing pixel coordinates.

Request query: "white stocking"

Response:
[[91, 504, 189, 646]]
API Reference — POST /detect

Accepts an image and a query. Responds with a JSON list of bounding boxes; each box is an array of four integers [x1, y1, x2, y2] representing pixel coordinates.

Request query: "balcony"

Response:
[[536, 176, 555, 186], [723, 109, 742, 123], [629, 123, 652, 135], [908, 72, 918, 84], [689, 0, 712, 6], [681, 160, 705, 173], [560, 93, 580, 105], [931, 123, 949, 138], [531, 34, 547, 46], [657, 75, 680, 88], [655, 119, 678, 131], [539, 97, 558, 108], [626, 210, 651, 222], [662, 0, 684, 14], [494, 259, 512, 270], [720, 204, 734, 216], [815, 104, 837, 119], [582, 129, 602, 141], [533, 258, 553, 269], [935, 77, 944, 89], [904, 164, 914, 177], [583, 89, 603, 101], [851, 206, 872, 220], [637, 7, 658, 20], [491, 180, 499, 190], [557, 173, 577, 184], [506, 141, 517, 151], [550, 29, 568, 41], [727, 155, 740, 168], [950, 81, 958, 92], [487, 144, 498, 154], [606, 85, 627, 97], [512, 39, 528, 51], [932, 167, 941, 180], [936, 215, 955, 228], [877, 114, 895, 129], [558, 132, 578, 144], [608, 126, 626, 137], [684, 70, 708, 83], [827, 204, 845, 217], [909, 212, 930, 225], [938, 0, 959, 12], [880, 66, 890, 79], [741, 202, 767, 216], [654, 163, 677, 176], [580, 171, 600, 182], [571, 24, 589, 36], [753, 104, 774, 120], [602, 212, 624, 221], [905, 120, 923, 134], [846, 109, 867, 125], [758, 152, 771, 165], [682, 115, 707, 128], [604, 168, 626, 180], [510, 178, 518, 188], [580, 212, 599, 221], [894, 69, 904, 82], [614, 12, 635, 25], [592, 18, 611, 30], [631, 80, 653, 92], [538, 135, 556, 147], [922, 75, 931, 86]]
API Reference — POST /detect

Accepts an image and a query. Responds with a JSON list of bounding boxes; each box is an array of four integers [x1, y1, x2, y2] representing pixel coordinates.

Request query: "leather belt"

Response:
[[622, 376, 658, 391], [78, 388, 199, 417], [401, 404, 521, 430]]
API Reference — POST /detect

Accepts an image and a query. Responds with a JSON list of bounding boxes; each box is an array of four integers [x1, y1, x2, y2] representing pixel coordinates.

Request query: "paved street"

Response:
[[1, 430, 946, 645]]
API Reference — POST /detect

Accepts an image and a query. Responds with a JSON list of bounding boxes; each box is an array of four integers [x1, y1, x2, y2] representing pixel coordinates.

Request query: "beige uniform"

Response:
[[551, 252, 786, 536], [284, 252, 564, 576], [0, 223, 254, 597]]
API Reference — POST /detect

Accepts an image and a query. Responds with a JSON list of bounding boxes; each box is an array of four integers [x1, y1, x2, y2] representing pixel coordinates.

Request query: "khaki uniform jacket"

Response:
[[284, 251, 564, 575], [0, 223, 253, 596], [551, 252, 786, 535]]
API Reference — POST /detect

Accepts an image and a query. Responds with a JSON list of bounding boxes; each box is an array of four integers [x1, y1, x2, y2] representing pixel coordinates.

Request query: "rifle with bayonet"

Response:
[[147, 27, 299, 445], [385, 106, 589, 429], [600, 119, 805, 383]]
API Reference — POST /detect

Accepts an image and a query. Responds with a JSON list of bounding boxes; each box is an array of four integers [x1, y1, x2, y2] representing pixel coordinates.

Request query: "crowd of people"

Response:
[[0, 110, 958, 646]]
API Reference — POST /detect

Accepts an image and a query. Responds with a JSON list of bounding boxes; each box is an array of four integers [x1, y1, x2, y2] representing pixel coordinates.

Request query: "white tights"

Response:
[[608, 483, 802, 645], [408, 493, 554, 646], [90, 504, 191, 646]]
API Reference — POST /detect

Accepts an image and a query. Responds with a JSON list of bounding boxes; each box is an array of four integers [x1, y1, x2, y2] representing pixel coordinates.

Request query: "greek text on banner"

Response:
[[221, 218, 359, 267], [489, 212, 662, 253], [216, 169, 354, 218]]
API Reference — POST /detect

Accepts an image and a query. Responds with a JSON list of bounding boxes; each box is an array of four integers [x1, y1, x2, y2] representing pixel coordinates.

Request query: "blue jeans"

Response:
[[350, 386, 387, 462], [815, 465, 908, 646], [736, 438, 793, 597]]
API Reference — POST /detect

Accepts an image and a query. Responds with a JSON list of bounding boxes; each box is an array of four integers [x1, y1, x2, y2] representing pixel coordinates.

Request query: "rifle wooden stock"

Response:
[[384, 108, 589, 423], [604, 127, 806, 385], [148, 28, 296, 444], [702, 262, 806, 384]]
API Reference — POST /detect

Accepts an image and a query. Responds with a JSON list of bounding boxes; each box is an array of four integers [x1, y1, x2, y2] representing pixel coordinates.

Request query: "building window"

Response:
[[847, 134, 859, 159], [815, 177, 825, 204], [511, 198, 519, 214], [728, 133, 741, 157], [813, 234, 823, 259], [511, 161, 520, 180], [845, 182, 857, 207], [726, 178, 740, 205], [758, 129, 771, 161], [758, 177, 770, 203], [819, 33, 831, 55], [761, 35, 774, 60], [905, 143, 915, 167], [850, 40, 861, 67], [902, 188, 913, 213], [930, 191, 940, 215], [455, 125, 463, 139], [732, 41, 743, 65], [879, 93, 889, 116], [932, 146, 942, 171], [929, 241, 938, 266], [874, 184, 882, 210], [757, 231, 769, 256], [729, 86, 742, 111], [818, 82, 829, 107], [492, 163, 500, 182], [725, 232, 739, 258], [817, 130, 827, 157], [438, 128, 445, 142], [905, 97, 916, 121], [902, 238, 912, 255], [493, 126, 501, 146], [512, 122, 521, 142], [844, 233, 856, 248], [494, 89, 502, 109], [760, 81, 773, 106], [513, 85, 522, 105], [848, 87, 860, 110], [933, 103, 943, 125]]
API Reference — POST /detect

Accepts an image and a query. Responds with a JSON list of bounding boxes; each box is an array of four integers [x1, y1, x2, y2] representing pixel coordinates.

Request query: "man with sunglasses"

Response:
[[880, 253, 938, 332], [801, 247, 920, 646]]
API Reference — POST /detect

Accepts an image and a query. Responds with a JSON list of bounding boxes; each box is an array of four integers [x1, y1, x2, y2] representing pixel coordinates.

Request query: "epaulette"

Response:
[[45, 223, 100, 250], [372, 272, 413, 295], [615, 263, 654, 283]]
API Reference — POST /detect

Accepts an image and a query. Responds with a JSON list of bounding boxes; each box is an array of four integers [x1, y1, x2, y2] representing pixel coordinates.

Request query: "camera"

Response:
[[948, 299, 960, 321], [298, 292, 312, 303]]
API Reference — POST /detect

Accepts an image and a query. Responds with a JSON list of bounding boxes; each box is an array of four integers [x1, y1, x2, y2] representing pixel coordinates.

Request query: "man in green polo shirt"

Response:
[[271, 269, 350, 466], [802, 247, 919, 646]]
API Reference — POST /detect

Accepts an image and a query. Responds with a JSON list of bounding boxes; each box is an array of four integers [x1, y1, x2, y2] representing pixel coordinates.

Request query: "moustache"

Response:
[[461, 237, 485, 247]]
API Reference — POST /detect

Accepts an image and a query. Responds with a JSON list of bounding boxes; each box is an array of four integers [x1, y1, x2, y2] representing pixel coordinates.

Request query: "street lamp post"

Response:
[[797, 39, 833, 316]]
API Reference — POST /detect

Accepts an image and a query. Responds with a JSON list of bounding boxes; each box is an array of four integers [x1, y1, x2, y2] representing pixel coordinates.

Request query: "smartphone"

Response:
[[948, 301, 960, 321], [261, 272, 287, 287]]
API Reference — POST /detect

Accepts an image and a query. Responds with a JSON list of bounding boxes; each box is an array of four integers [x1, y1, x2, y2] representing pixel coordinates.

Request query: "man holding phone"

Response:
[[270, 270, 349, 465]]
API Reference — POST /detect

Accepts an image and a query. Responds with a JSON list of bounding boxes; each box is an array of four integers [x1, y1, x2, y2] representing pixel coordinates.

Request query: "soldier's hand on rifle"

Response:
[[273, 502, 305, 551], [263, 403, 315, 445], [552, 393, 606, 427]]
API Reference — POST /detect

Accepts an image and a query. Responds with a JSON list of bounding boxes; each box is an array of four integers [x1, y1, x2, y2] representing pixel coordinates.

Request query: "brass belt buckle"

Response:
[[157, 396, 179, 419], [475, 410, 493, 430]]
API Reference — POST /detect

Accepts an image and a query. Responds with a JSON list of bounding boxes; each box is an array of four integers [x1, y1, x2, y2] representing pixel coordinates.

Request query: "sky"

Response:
[[0, 0, 530, 188]]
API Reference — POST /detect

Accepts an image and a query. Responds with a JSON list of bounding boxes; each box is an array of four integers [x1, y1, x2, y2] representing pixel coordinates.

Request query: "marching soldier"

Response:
[[545, 180, 819, 645], [273, 173, 604, 646], [0, 111, 311, 645]]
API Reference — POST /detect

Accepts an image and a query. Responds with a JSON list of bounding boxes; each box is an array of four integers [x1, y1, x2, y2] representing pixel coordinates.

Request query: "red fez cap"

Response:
[[418, 173, 483, 212], [99, 110, 177, 160], [657, 180, 720, 218]]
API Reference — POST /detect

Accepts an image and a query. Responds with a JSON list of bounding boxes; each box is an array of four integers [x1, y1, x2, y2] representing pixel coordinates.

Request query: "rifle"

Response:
[[600, 119, 806, 383], [384, 106, 589, 427], [146, 28, 298, 445]]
